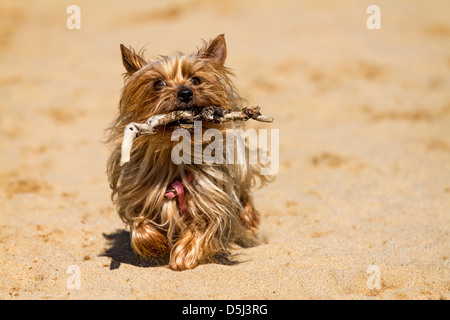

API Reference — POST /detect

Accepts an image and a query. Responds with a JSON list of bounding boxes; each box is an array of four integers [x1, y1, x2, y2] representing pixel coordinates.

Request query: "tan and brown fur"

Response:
[[106, 35, 268, 271]]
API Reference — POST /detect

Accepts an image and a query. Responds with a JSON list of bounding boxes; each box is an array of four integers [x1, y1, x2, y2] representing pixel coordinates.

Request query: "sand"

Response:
[[0, 0, 449, 300]]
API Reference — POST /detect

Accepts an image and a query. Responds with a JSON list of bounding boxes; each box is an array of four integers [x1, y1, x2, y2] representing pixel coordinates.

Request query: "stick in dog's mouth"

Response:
[[119, 106, 274, 166]]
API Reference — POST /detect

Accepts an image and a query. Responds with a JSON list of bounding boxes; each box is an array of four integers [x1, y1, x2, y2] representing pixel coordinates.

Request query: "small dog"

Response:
[[107, 34, 268, 271]]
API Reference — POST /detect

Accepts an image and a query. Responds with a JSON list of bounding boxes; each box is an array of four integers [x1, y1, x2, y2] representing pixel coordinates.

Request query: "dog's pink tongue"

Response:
[[164, 173, 193, 215]]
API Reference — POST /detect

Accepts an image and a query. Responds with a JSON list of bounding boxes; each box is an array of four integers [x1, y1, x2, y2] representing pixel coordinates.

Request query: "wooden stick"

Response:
[[120, 106, 273, 166]]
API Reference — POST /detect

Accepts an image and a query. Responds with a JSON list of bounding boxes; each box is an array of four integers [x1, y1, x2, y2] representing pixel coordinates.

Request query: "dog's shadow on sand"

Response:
[[100, 230, 242, 270], [100, 230, 166, 269]]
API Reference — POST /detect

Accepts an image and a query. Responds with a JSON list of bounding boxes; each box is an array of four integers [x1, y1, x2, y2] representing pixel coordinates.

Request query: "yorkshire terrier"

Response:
[[106, 34, 268, 271]]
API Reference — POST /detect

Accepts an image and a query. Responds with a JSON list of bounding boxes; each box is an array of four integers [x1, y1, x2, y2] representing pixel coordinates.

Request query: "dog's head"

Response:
[[118, 34, 240, 124]]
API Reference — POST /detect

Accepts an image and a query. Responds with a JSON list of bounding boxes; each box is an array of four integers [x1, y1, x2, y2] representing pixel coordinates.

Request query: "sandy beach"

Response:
[[0, 0, 449, 299]]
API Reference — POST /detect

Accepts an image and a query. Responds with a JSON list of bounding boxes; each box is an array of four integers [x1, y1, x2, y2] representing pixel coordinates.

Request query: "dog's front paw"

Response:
[[169, 230, 205, 271], [131, 221, 169, 258]]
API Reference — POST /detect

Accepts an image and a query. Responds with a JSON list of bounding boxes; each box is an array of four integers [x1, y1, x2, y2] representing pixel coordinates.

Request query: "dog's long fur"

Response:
[[106, 35, 268, 270]]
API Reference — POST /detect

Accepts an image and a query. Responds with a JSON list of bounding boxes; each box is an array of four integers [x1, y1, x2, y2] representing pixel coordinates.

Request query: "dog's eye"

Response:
[[191, 77, 201, 86], [154, 80, 166, 91]]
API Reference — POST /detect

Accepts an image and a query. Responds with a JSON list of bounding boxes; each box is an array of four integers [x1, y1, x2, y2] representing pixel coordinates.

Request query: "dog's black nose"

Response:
[[178, 88, 193, 104]]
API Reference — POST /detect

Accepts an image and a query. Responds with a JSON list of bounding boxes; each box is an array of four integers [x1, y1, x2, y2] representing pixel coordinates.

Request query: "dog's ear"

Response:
[[120, 44, 147, 75], [201, 34, 227, 65]]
